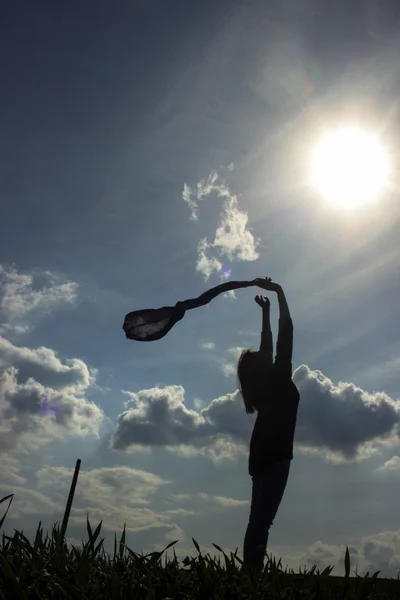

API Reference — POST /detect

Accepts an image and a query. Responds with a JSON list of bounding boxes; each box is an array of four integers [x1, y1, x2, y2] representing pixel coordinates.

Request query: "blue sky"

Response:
[[2, 0, 400, 577]]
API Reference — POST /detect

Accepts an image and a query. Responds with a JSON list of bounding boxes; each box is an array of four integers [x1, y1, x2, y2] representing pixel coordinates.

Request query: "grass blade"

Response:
[[119, 523, 126, 560], [0, 552, 28, 600], [0, 494, 14, 531], [344, 546, 350, 578], [86, 515, 93, 540]]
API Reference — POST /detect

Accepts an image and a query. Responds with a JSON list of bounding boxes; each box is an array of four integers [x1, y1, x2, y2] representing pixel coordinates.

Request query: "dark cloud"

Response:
[[361, 534, 400, 576], [110, 385, 254, 458], [0, 336, 93, 389], [111, 386, 214, 450], [111, 366, 400, 463], [201, 390, 253, 441], [293, 365, 400, 461]]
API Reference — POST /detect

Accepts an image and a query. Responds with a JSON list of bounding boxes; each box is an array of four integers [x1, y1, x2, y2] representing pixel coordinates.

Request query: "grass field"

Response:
[[1, 493, 400, 599]]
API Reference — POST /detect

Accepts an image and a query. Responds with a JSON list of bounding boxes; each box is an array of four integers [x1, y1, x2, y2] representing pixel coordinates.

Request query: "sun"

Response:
[[310, 127, 390, 208]]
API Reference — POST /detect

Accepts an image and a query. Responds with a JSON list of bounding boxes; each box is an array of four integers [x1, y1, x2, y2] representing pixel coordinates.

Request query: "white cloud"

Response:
[[0, 264, 78, 334], [182, 183, 198, 221], [212, 495, 248, 508], [228, 347, 246, 359], [163, 509, 198, 518], [172, 492, 247, 509], [221, 362, 236, 377], [220, 347, 245, 378], [196, 238, 223, 280], [200, 342, 216, 351], [182, 171, 259, 280], [223, 290, 236, 299], [212, 194, 259, 262], [197, 170, 221, 202], [197, 493, 247, 508], [377, 455, 400, 472]]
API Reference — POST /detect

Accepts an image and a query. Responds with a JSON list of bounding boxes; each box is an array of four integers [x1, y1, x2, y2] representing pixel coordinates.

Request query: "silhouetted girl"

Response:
[[238, 278, 300, 577]]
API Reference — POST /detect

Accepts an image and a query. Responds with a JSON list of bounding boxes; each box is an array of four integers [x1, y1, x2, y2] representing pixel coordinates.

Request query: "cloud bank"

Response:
[[110, 366, 400, 464], [110, 385, 252, 462]]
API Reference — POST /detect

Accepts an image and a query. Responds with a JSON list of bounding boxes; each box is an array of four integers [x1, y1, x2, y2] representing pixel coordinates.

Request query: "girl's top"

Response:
[[248, 318, 300, 477]]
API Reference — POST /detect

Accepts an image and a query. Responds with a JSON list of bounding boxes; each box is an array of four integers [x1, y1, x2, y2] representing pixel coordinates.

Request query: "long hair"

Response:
[[237, 349, 258, 414]]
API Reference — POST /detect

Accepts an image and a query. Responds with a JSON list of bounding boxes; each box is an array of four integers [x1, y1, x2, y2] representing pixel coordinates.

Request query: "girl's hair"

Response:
[[237, 349, 258, 414]]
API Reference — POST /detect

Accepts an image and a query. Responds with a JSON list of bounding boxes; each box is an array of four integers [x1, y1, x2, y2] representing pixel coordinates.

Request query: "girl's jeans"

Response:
[[243, 458, 291, 575]]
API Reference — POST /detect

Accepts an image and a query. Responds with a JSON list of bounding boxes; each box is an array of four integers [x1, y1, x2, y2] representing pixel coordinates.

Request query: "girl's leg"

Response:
[[242, 458, 291, 576]]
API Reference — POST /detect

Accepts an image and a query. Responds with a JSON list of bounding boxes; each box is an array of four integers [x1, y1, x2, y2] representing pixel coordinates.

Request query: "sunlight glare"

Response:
[[310, 127, 390, 208]]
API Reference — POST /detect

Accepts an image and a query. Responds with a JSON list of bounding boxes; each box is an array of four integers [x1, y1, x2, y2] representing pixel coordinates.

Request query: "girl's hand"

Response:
[[255, 295, 270, 308], [254, 277, 281, 292]]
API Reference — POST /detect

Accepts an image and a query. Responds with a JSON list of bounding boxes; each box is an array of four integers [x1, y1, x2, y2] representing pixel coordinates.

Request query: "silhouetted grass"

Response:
[[1, 493, 399, 598]]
